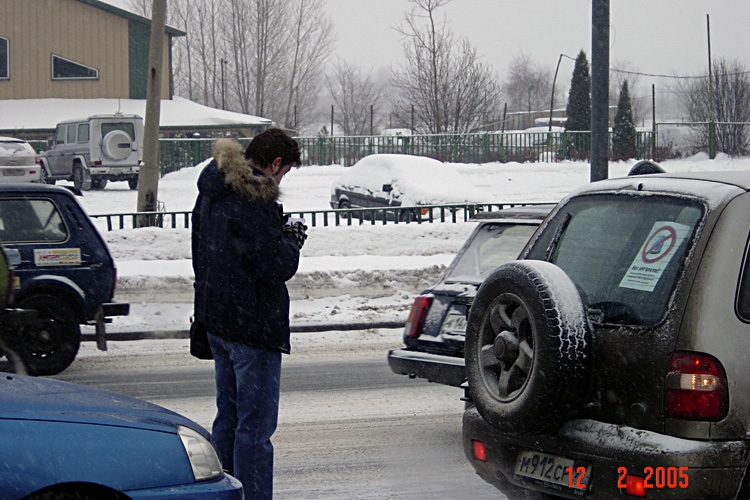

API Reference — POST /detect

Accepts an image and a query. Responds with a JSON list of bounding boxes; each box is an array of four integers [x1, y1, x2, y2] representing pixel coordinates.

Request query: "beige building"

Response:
[[0, 0, 184, 101]]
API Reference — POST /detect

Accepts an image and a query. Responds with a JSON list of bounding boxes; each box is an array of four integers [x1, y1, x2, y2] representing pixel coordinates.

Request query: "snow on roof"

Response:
[[0, 96, 272, 135]]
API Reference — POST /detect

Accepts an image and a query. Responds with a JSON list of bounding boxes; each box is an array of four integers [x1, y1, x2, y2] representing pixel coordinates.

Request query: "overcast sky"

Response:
[[324, 1, 750, 90], [105, 0, 750, 108]]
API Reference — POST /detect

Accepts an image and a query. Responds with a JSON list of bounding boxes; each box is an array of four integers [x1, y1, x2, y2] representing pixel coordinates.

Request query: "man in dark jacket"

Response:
[[191, 128, 304, 500]]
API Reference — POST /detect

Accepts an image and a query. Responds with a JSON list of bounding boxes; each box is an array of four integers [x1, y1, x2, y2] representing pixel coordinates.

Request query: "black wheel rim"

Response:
[[478, 293, 535, 401], [21, 319, 66, 359]]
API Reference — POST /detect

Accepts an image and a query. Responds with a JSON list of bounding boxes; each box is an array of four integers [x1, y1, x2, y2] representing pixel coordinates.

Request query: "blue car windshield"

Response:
[[526, 193, 704, 326]]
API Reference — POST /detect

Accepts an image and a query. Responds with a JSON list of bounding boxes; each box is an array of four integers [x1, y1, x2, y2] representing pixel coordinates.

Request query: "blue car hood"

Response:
[[0, 374, 206, 437]]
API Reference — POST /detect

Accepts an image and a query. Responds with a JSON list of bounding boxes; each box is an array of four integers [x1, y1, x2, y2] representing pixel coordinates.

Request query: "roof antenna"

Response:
[[114, 99, 123, 117]]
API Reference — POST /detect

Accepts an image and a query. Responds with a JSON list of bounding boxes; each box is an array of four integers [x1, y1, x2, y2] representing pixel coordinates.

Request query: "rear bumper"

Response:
[[101, 300, 129, 317], [463, 406, 750, 499], [387, 348, 465, 387]]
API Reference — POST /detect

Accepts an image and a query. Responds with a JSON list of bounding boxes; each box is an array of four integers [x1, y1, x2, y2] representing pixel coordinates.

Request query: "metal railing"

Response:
[[89, 202, 553, 231]]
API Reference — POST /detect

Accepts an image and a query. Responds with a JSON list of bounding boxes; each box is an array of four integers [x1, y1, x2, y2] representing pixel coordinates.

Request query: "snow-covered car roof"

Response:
[[333, 154, 492, 205]]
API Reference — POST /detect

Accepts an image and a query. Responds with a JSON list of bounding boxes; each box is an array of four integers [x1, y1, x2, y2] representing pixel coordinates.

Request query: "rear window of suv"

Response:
[[101, 122, 135, 140], [526, 194, 704, 326]]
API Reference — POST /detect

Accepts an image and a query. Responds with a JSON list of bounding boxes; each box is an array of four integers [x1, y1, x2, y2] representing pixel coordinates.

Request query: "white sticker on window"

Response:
[[33, 248, 82, 266], [619, 222, 692, 292]]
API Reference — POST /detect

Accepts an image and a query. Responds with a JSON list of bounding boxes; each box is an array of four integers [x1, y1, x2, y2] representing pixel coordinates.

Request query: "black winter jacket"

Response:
[[191, 139, 300, 353]]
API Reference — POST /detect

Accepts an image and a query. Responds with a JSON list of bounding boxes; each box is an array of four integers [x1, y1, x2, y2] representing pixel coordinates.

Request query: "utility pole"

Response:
[[220, 58, 228, 110], [590, 0, 610, 182], [707, 14, 716, 159], [136, 0, 166, 227]]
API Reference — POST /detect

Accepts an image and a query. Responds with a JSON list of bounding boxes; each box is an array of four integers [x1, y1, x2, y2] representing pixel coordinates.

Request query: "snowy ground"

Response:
[[68, 152, 750, 356]]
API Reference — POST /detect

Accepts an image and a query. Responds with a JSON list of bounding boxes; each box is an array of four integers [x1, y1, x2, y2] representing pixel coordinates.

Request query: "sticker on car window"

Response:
[[619, 222, 692, 292], [33, 248, 82, 266]]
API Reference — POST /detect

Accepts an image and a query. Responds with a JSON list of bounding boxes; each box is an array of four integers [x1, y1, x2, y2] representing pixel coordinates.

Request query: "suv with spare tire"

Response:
[[39, 114, 143, 191], [0, 183, 129, 376], [463, 170, 750, 499]]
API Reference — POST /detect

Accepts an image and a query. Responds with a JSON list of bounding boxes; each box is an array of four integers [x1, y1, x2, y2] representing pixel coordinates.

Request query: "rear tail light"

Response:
[[666, 351, 728, 420], [35, 155, 41, 165], [404, 295, 432, 339]]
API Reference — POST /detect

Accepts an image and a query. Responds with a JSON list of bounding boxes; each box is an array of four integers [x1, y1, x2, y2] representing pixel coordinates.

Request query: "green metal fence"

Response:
[[89, 202, 553, 231], [30, 130, 656, 177], [293, 130, 655, 168]]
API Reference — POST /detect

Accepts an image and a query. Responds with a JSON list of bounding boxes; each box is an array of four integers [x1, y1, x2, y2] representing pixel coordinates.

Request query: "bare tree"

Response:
[[502, 52, 554, 115], [391, 0, 502, 134], [129, 0, 334, 131], [325, 59, 387, 135], [277, 0, 335, 131], [127, 0, 151, 16], [680, 57, 750, 156]]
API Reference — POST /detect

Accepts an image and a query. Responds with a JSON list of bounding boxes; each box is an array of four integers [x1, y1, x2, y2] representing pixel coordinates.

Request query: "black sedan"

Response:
[[387, 205, 552, 387]]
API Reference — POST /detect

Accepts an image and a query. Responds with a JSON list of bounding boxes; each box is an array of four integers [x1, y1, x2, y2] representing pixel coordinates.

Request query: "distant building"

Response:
[[0, 0, 183, 100], [0, 0, 270, 138]]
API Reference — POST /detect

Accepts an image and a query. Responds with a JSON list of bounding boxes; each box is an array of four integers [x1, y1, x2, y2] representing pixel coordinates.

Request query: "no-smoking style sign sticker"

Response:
[[620, 222, 691, 292]]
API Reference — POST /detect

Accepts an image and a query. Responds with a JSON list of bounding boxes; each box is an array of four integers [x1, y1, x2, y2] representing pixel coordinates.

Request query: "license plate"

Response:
[[439, 311, 467, 335], [3, 169, 25, 176], [109, 167, 128, 175], [515, 450, 591, 493]]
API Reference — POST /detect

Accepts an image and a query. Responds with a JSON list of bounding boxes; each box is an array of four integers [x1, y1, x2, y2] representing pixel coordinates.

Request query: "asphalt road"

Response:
[[51, 333, 507, 500]]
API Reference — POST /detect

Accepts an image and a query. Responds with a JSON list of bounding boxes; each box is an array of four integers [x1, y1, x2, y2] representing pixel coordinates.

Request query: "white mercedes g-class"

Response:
[[39, 114, 143, 191]]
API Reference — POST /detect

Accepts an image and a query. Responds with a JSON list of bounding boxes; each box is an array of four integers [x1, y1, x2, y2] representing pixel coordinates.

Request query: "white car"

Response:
[[329, 154, 491, 221], [0, 137, 41, 183]]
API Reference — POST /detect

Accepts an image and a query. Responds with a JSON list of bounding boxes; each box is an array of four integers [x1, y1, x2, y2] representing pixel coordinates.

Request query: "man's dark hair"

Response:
[[244, 128, 301, 168]]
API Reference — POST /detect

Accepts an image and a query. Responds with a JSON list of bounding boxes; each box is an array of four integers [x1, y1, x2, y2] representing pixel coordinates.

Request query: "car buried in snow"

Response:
[[387, 205, 552, 387], [329, 153, 492, 222], [463, 170, 750, 500]]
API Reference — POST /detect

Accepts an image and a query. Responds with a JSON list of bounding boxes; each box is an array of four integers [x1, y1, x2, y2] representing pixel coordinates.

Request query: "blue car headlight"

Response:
[[177, 425, 223, 481]]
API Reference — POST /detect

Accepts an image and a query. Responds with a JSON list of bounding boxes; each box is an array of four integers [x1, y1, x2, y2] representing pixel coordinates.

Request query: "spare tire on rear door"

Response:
[[101, 130, 133, 161], [465, 260, 592, 435]]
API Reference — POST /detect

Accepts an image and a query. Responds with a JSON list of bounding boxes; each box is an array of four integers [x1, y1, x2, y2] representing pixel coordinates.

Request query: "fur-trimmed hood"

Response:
[[199, 138, 280, 202]]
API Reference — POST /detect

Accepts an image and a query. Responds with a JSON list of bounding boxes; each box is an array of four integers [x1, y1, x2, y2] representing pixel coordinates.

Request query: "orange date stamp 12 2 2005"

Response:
[[617, 466, 690, 490]]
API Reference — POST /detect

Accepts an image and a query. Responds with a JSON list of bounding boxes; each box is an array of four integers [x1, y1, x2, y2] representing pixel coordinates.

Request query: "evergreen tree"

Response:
[[612, 80, 638, 161], [565, 50, 591, 132]]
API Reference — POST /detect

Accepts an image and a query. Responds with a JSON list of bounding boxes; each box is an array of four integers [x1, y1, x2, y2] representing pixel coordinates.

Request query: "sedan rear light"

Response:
[[404, 295, 432, 338], [666, 351, 728, 420]]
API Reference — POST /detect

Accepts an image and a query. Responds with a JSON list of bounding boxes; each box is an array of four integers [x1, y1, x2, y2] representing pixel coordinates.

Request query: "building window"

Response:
[[51, 54, 98, 80], [0, 37, 8, 80]]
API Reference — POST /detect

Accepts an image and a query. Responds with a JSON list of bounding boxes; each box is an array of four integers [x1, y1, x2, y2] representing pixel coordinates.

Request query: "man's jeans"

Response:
[[208, 333, 282, 500]]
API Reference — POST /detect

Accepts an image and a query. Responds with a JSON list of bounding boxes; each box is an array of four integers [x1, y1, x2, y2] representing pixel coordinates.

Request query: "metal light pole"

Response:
[[220, 58, 228, 110], [528, 84, 535, 127], [590, 0, 610, 182]]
